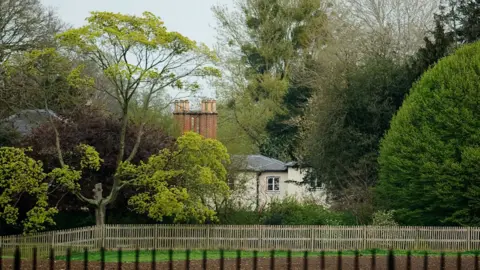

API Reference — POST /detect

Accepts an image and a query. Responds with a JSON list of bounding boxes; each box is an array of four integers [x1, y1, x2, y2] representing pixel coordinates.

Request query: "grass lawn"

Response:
[[55, 249, 480, 263]]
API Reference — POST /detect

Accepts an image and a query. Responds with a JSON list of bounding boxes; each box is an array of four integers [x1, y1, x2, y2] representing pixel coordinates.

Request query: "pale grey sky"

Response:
[[41, 0, 234, 99]]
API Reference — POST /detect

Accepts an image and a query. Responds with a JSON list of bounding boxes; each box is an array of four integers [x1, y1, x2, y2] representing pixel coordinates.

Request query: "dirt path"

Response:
[[2, 256, 477, 269]]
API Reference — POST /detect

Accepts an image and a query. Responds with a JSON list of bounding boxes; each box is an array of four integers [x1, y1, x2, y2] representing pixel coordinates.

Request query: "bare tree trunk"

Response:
[[95, 203, 106, 226], [93, 183, 106, 226]]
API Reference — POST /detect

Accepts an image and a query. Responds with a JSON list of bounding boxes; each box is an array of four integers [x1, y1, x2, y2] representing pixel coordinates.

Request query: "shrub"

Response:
[[376, 41, 480, 226], [260, 197, 353, 225], [371, 210, 398, 226]]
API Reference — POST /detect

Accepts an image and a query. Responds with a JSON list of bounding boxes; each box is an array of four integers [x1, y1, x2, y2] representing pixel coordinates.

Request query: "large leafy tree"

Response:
[[213, 0, 327, 157], [20, 108, 174, 215], [124, 132, 230, 223], [296, 1, 458, 222], [49, 11, 221, 225], [376, 41, 480, 226]]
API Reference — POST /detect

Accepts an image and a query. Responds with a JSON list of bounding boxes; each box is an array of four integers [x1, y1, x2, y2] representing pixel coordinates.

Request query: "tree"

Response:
[[53, 11, 220, 225], [212, 0, 328, 157], [336, 0, 439, 58], [124, 132, 230, 223], [20, 107, 174, 215], [296, 0, 459, 215], [0, 48, 95, 118], [0, 0, 63, 63], [436, 0, 480, 45], [302, 56, 411, 196], [261, 60, 316, 160], [376, 41, 480, 226], [0, 147, 57, 233]]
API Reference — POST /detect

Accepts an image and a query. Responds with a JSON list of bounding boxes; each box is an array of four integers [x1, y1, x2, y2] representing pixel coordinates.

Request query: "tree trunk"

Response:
[[95, 203, 106, 226]]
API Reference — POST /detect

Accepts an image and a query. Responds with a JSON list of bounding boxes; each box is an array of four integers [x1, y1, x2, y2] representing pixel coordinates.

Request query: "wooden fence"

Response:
[[1, 225, 480, 258]]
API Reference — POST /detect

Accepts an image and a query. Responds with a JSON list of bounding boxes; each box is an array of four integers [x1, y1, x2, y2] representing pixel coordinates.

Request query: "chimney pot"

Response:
[[174, 100, 190, 113]]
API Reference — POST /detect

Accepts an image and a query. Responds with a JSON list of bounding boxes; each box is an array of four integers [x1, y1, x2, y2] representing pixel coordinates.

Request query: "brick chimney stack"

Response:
[[173, 99, 218, 139]]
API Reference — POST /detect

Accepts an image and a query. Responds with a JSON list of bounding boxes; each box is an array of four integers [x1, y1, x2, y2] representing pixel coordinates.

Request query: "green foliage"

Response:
[[47, 144, 103, 193], [262, 76, 314, 160], [0, 147, 57, 233], [117, 132, 231, 223], [1, 48, 95, 118], [371, 210, 398, 226], [305, 56, 412, 197], [56, 11, 219, 108], [260, 197, 353, 225], [0, 125, 21, 147], [217, 197, 355, 226], [76, 144, 103, 171], [53, 11, 220, 225], [213, 0, 327, 154], [376, 41, 480, 226], [217, 207, 262, 225], [48, 166, 82, 192], [437, 0, 480, 44]]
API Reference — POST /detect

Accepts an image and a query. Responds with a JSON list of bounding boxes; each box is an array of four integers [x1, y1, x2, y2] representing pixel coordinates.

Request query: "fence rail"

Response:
[[1, 225, 480, 258]]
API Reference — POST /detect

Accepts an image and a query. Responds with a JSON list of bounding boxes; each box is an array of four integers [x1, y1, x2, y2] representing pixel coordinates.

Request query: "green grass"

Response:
[[55, 249, 480, 263]]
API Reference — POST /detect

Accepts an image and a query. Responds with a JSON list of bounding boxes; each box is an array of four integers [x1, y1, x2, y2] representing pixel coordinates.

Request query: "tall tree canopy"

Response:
[[294, 0, 462, 222], [376, 41, 480, 226], [213, 0, 328, 159], [51, 11, 221, 225]]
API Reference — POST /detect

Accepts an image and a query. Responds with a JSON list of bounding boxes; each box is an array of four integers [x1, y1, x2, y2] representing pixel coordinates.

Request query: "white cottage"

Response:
[[229, 155, 329, 211]]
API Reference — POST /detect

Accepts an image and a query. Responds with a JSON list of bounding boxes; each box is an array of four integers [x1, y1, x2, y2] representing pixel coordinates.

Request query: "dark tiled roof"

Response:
[[231, 154, 289, 172], [1, 109, 60, 135]]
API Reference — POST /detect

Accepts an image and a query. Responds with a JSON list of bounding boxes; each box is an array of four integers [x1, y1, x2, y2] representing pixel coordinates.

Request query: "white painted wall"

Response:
[[229, 168, 329, 210]]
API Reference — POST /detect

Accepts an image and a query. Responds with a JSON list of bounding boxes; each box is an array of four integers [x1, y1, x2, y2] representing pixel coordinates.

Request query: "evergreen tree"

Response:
[[376, 41, 480, 226]]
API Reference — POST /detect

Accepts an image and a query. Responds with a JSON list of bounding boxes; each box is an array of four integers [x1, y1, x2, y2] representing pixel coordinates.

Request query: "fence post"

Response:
[[310, 227, 315, 252], [468, 227, 472, 251], [154, 224, 159, 250], [51, 230, 56, 248], [206, 225, 211, 250], [363, 226, 367, 250], [414, 227, 419, 250], [101, 224, 106, 249], [258, 225, 263, 250]]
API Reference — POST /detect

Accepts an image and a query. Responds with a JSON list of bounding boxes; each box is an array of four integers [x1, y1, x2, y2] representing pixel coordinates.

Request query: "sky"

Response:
[[40, 0, 234, 100]]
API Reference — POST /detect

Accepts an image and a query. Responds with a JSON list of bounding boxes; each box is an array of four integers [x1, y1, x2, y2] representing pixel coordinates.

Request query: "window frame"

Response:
[[266, 176, 280, 192]]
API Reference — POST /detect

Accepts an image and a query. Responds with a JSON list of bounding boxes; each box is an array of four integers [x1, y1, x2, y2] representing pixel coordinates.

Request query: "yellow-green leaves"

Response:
[[2, 48, 94, 116], [76, 144, 103, 171], [123, 132, 231, 223], [49, 144, 102, 191], [0, 147, 57, 233], [48, 166, 81, 191], [56, 10, 220, 108]]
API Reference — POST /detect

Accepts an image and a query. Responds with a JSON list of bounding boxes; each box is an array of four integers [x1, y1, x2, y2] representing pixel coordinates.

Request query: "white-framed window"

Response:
[[266, 176, 280, 192]]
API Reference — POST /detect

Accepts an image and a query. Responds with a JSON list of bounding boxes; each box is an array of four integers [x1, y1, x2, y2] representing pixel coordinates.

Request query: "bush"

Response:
[[376, 41, 480, 226], [371, 210, 398, 226], [217, 207, 261, 225], [259, 197, 353, 226], [217, 197, 355, 226]]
